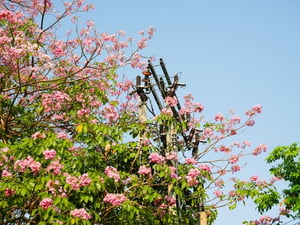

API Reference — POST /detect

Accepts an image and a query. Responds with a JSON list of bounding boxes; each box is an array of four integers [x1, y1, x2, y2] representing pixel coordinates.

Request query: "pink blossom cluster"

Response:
[[77, 108, 90, 118], [103, 193, 127, 206], [43, 149, 56, 160], [70, 208, 91, 220], [185, 157, 197, 165], [103, 105, 119, 122], [165, 151, 178, 161], [160, 107, 173, 116], [165, 96, 178, 107], [51, 40, 66, 58], [65, 173, 92, 190], [250, 215, 279, 225], [213, 190, 224, 197], [180, 94, 205, 115], [169, 166, 177, 178], [245, 104, 262, 116], [214, 179, 224, 188], [186, 168, 201, 186], [104, 166, 120, 182], [218, 145, 232, 153], [138, 165, 152, 176], [4, 188, 16, 197], [199, 164, 212, 173], [116, 79, 133, 92], [164, 195, 176, 206], [214, 113, 224, 122], [56, 131, 68, 139], [31, 131, 46, 139], [149, 152, 165, 164], [231, 165, 241, 173], [0, 10, 25, 25], [252, 144, 267, 156], [14, 156, 41, 174], [42, 91, 71, 113], [46, 180, 67, 197], [229, 154, 239, 164], [2, 169, 12, 177], [39, 198, 53, 210], [46, 160, 63, 175]]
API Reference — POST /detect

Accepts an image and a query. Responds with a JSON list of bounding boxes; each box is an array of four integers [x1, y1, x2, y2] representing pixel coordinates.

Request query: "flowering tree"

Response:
[[246, 143, 300, 225], [266, 143, 300, 219], [0, 1, 280, 224]]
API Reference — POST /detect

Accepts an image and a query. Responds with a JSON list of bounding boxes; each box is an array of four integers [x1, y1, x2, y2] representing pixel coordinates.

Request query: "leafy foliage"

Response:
[[266, 143, 300, 218]]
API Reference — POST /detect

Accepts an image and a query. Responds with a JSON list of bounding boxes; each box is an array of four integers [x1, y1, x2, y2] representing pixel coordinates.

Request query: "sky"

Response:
[[82, 1, 300, 224]]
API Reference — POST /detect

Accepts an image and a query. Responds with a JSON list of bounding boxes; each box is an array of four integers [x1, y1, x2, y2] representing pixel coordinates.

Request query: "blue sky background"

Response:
[[82, 1, 300, 224]]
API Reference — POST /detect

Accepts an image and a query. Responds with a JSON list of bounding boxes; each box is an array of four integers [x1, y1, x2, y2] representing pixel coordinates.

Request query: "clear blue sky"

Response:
[[84, 1, 300, 224]]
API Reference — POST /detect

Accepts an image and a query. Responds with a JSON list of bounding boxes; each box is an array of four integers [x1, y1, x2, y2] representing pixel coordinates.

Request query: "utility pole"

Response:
[[199, 211, 207, 225], [132, 58, 207, 224]]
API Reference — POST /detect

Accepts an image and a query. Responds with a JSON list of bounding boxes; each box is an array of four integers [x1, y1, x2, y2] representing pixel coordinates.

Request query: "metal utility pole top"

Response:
[[132, 58, 207, 225]]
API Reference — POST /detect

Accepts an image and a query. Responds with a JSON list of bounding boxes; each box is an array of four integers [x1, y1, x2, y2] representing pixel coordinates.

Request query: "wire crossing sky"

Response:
[[82, 1, 300, 224]]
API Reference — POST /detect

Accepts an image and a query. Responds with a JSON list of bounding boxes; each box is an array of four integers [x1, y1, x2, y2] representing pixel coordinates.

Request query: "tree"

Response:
[[266, 143, 300, 219], [0, 1, 279, 224], [244, 144, 300, 225]]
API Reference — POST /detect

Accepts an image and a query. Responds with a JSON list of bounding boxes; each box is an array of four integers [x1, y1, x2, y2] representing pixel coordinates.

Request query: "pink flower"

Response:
[[103, 193, 127, 206], [31, 131, 46, 139], [193, 102, 204, 112], [160, 107, 173, 116], [165, 195, 176, 206], [187, 168, 200, 178], [79, 173, 92, 187], [259, 215, 272, 223], [228, 190, 236, 197], [169, 166, 177, 178], [147, 26, 156, 36], [186, 176, 198, 186], [214, 113, 224, 122], [165, 151, 178, 161], [229, 155, 239, 164], [39, 198, 53, 210], [103, 105, 119, 122], [185, 158, 197, 165], [230, 116, 241, 125], [165, 96, 178, 107], [43, 149, 56, 160], [56, 131, 68, 139], [14, 156, 41, 174], [213, 190, 224, 197], [77, 108, 90, 118], [47, 160, 63, 175], [199, 164, 212, 173], [252, 105, 262, 114], [137, 37, 147, 49], [219, 145, 231, 153], [250, 175, 259, 182], [2, 170, 12, 177], [215, 179, 224, 188], [46, 180, 60, 195], [231, 165, 241, 173], [4, 188, 16, 197], [242, 140, 251, 148], [105, 166, 120, 182], [246, 119, 255, 126], [70, 208, 91, 220], [66, 174, 80, 190], [29, 161, 41, 174], [149, 152, 165, 164], [252, 144, 267, 156], [138, 165, 152, 175]]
